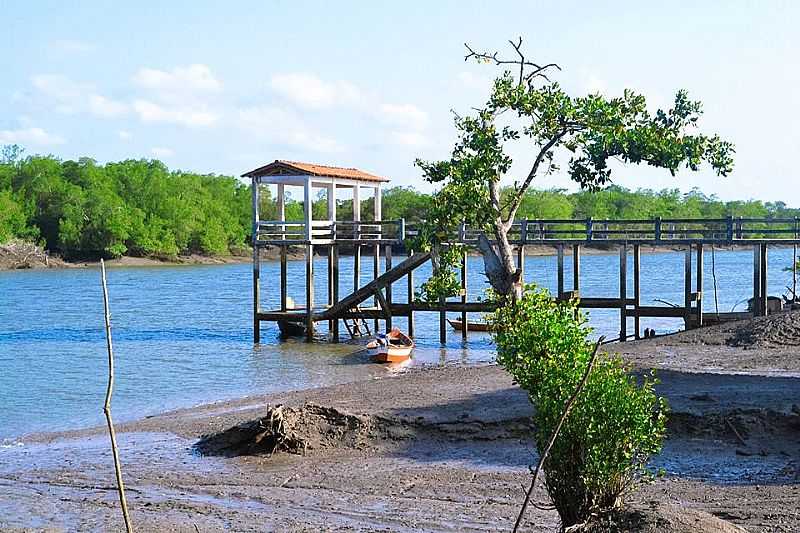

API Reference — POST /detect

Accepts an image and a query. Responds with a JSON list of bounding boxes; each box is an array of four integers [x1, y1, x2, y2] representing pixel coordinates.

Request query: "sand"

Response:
[[1, 322, 799, 532]]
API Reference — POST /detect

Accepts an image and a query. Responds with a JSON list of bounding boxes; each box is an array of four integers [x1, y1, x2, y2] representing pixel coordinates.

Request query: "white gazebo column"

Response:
[[303, 176, 313, 241], [277, 183, 285, 239], [327, 181, 336, 228]]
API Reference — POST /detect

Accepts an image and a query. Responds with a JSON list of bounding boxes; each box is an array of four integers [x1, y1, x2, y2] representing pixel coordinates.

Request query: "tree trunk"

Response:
[[477, 223, 522, 301]]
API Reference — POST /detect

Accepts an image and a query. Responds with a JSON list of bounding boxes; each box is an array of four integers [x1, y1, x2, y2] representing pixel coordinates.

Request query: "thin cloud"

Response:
[[133, 64, 222, 93], [51, 39, 94, 54], [150, 147, 174, 157], [133, 99, 219, 127], [118, 130, 132, 140], [377, 103, 429, 131], [31, 74, 128, 118], [237, 105, 344, 153], [270, 73, 360, 110], [0, 126, 65, 146]]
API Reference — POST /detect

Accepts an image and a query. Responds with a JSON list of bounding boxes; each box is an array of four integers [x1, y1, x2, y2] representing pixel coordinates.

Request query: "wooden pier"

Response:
[[244, 160, 800, 344]]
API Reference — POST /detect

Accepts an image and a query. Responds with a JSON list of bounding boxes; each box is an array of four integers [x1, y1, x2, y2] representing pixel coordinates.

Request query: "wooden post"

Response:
[[306, 244, 314, 341], [374, 186, 382, 332], [760, 244, 768, 316], [461, 249, 468, 340], [373, 243, 380, 332], [280, 246, 287, 311], [517, 219, 527, 282], [251, 176, 260, 343], [572, 244, 581, 293], [353, 185, 361, 294], [435, 244, 446, 345], [303, 176, 313, 241], [684, 247, 692, 326], [407, 250, 415, 337], [100, 260, 134, 533], [385, 244, 393, 332], [633, 244, 641, 339], [696, 243, 704, 327], [619, 245, 627, 341], [327, 245, 334, 333], [753, 244, 761, 316], [332, 245, 339, 342], [557, 244, 565, 299]]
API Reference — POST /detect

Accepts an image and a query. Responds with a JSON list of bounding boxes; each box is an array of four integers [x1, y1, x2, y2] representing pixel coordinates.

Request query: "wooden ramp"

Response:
[[314, 252, 431, 322]]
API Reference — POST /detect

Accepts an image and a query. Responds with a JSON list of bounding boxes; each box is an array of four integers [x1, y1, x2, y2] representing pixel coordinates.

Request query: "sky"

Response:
[[2, 0, 799, 203]]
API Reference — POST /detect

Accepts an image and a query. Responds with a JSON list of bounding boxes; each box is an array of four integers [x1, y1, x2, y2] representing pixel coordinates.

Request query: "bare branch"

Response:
[[512, 337, 605, 533], [464, 38, 561, 87]]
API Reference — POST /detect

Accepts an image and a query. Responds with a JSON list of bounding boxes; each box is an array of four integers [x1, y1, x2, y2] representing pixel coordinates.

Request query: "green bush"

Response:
[[493, 287, 667, 529]]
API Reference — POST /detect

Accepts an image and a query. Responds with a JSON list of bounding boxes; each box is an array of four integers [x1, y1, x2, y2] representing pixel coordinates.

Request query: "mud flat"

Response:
[[1, 321, 799, 532]]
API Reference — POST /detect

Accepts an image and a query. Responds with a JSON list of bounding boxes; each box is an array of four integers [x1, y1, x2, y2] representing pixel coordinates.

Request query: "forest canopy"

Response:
[[1, 146, 797, 259]]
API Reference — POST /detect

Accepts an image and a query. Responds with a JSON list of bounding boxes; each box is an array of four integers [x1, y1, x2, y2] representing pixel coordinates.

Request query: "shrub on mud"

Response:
[[492, 287, 668, 529]]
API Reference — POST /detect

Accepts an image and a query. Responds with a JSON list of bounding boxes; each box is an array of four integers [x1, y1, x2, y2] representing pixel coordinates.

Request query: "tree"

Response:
[[415, 38, 734, 300]]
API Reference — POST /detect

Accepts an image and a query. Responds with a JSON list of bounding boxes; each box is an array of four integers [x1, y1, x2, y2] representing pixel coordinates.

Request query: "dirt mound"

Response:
[[580, 502, 747, 532], [195, 403, 415, 457], [727, 311, 800, 349]]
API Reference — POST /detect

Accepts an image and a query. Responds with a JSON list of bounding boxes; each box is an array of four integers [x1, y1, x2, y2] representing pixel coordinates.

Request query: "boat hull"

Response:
[[447, 319, 493, 332]]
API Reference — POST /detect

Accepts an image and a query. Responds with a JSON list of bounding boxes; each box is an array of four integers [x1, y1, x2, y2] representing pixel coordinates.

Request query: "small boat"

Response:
[[278, 320, 307, 337], [446, 319, 493, 332], [367, 328, 414, 363]]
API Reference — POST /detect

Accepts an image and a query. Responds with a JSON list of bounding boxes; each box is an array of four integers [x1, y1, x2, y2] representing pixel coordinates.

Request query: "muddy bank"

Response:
[[2, 350, 798, 532]]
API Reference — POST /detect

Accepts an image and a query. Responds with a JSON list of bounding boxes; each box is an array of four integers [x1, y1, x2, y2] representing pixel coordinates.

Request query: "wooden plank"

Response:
[[374, 288, 391, 319], [315, 252, 432, 321], [625, 306, 689, 318]]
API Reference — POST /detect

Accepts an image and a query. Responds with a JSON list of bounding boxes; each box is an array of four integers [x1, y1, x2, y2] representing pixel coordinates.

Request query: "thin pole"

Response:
[[100, 260, 133, 533], [711, 245, 720, 318], [407, 250, 415, 337], [619, 245, 627, 341], [461, 249, 468, 340], [633, 244, 641, 339]]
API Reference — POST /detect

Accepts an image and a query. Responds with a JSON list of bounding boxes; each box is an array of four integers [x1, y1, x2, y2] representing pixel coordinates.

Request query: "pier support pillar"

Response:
[[619, 245, 627, 341], [407, 250, 415, 337], [753, 245, 762, 317], [684, 247, 693, 327], [253, 246, 260, 343], [633, 244, 641, 339], [696, 243, 704, 327], [572, 244, 581, 293], [760, 244, 769, 316], [557, 244, 565, 299], [461, 249, 468, 340], [306, 244, 314, 341]]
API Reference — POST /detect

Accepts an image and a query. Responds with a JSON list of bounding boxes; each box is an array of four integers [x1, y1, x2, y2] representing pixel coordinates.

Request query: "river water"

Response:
[[1, 247, 796, 441]]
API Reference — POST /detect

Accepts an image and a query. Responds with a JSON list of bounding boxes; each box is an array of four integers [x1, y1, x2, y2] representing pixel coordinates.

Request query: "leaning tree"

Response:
[[415, 38, 734, 301]]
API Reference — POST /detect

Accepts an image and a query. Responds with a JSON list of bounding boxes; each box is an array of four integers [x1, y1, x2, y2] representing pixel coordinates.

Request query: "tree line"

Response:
[[1, 147, 796, 259]]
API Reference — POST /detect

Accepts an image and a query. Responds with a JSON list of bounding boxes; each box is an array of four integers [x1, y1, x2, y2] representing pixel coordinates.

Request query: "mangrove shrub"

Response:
[[493, 288, 667, 528]]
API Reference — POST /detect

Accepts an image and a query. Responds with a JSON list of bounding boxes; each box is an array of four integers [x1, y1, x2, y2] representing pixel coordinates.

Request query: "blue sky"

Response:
[[2, 1, 798, 203]]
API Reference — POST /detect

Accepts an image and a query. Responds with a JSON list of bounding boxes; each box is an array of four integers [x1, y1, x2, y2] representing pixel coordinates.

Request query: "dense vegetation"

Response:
[[1, 146, 796, 259], [494, 288, 667, 528]]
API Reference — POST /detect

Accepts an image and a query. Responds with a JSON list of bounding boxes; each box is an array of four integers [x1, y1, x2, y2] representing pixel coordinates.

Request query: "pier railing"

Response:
[[254, 216, 800, 246]]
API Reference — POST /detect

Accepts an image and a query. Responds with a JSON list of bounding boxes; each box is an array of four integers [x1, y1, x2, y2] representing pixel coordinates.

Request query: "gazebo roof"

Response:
[[242, 160, 389, 184]]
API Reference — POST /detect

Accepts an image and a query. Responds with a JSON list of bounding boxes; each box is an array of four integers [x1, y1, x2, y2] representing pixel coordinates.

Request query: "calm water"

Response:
[[1, 247, 796, 440]]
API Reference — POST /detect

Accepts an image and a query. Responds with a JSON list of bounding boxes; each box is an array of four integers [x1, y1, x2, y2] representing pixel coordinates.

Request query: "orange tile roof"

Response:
[[242, 160, 389, 183]]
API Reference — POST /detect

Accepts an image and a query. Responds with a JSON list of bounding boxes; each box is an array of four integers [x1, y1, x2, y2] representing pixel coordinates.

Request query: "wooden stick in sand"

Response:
[[512, 336, 605, 533], [101, 259, 134, 532]]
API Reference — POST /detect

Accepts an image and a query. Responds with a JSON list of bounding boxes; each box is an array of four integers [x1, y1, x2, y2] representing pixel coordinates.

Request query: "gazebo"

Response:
[[242, 160, 390, 241]]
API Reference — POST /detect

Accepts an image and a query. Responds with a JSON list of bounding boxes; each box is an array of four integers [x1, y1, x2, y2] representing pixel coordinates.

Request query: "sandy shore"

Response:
[[1, 322, 799, 532]]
